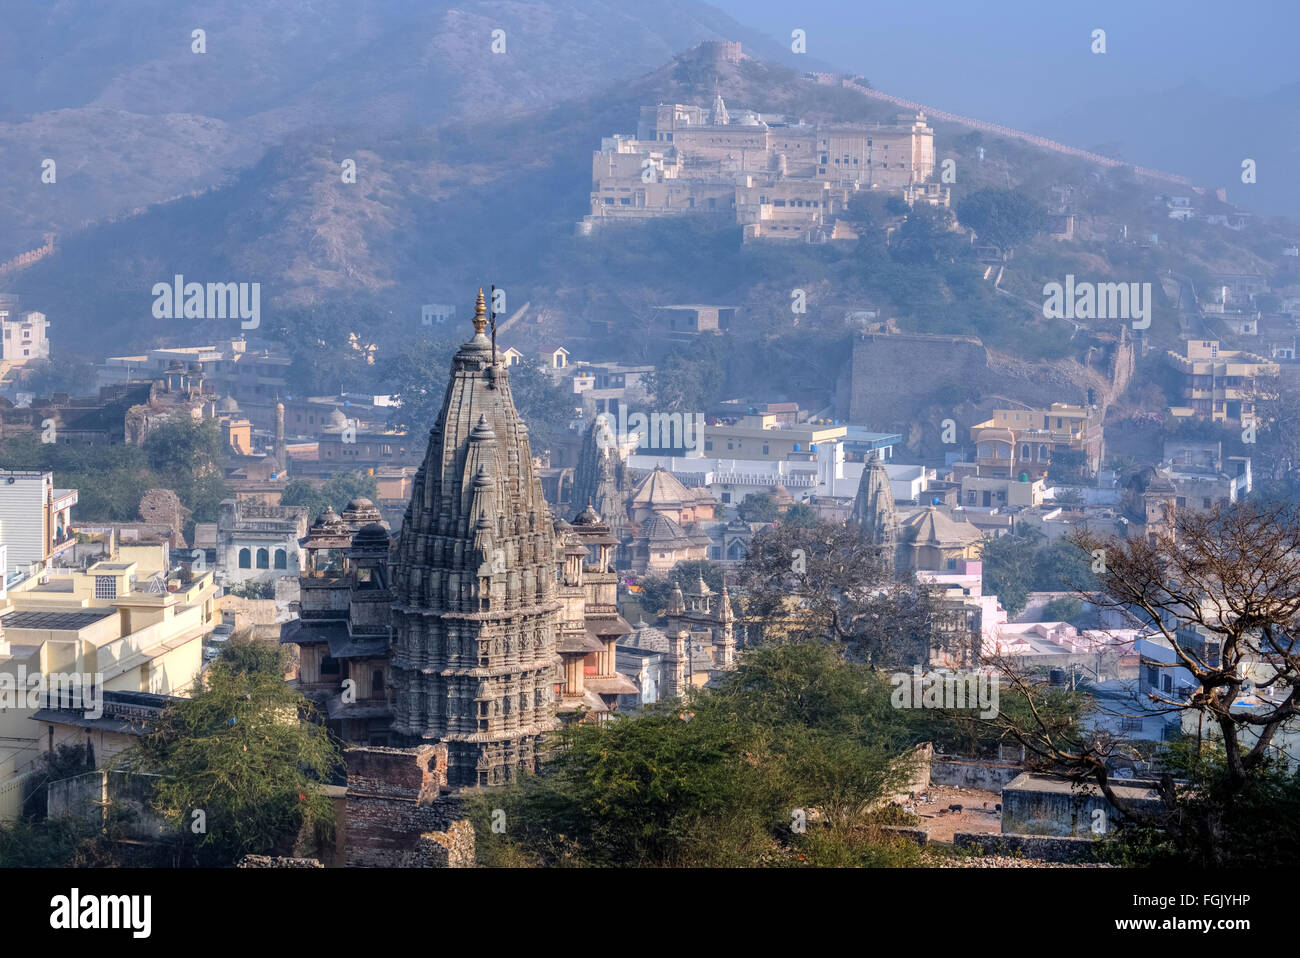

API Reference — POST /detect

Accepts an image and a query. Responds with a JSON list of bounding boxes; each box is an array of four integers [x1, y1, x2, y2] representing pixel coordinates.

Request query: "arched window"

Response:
[[1020, 444, 1030, 460], [238, 548, 251, 569], [256, 548, 269, 569], [273, 549, 287, 570], [1039, 444, 1049, 460]]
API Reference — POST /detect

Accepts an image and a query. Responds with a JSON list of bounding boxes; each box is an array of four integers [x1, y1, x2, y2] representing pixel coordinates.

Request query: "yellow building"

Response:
[[702, 419, 847, 460], [970, 403, 1105, 479], [1167, 340, 1279, 428], [0, 544, 216, 819]]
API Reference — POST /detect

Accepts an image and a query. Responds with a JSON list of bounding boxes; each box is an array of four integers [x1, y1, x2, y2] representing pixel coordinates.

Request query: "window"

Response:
[[273, 549, 287, 569], [321, 656, 340, 675], [372, 670, 385, 693], [238, 548, 251, 569], [94, 576, 117, 599], [256, 548, 270, 569], [721, 493, 731, 503]]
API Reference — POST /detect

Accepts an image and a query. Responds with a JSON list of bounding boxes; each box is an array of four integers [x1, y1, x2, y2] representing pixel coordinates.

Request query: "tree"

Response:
[[1047, 448, 1089, 483], [738, 517, 891, 645], [644, 340, 723, 415], [470, 643, 922, 867], [782, 503, 819, 527], [889, 206, 964, 265], [142, 418, 232, 522], [265, 300, 381, 396], [1042, 595, 1084, 623], [635, 560, 726, 619], [280, 472, 380, 519], [508, 357, 574, 458], [955, 187, 1047, 251], [381, 335, 457, 435], [978, 524, 1044, 617], [990, 502, 1300, 865], [850, 582, 952, 668], [1053, 487, 1085, 507], [737, 492, 780, 523], [219, 633, 289, 677], [126, 656, 341, 866]]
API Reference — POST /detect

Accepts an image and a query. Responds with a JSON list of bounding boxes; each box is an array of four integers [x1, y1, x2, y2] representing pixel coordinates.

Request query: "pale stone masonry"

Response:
[[388, 292, 562, 787]]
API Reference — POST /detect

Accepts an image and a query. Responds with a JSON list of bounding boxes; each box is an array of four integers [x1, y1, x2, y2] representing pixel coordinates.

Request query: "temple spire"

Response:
[[472, 288, 488, 335]]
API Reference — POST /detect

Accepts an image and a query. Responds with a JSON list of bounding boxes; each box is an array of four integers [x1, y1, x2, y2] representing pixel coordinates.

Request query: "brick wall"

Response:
[[343, 745, 473, 867]]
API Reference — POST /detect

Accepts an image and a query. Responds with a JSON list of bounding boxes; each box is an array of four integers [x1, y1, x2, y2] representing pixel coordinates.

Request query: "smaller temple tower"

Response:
[[849, 449, 899, 580], [665, 574, 735, 678]]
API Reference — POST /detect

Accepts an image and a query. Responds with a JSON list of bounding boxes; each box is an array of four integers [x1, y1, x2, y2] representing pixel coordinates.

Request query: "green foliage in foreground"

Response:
[[1109, 743, 1300, 868], [124, 651, 341, 866], [469, 643, 1008, 867]]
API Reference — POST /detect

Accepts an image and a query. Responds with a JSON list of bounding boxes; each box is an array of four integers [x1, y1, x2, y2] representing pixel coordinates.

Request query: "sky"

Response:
[[707, 0, 1296, 127]]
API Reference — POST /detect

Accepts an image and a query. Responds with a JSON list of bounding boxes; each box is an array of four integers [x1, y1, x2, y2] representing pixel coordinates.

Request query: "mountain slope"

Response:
[[0, 0, 814, 248]]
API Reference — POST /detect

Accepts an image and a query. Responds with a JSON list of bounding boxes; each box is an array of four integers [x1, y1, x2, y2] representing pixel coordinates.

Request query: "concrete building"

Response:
[[1167, 340, 1278, 428], [629, 423, 908, 506], [215, 499, 309, 585], [0, 471, 77, 576], [970, 403, 1105, 480], [0, 542, 216, 819], [0, 308, 50, 364]]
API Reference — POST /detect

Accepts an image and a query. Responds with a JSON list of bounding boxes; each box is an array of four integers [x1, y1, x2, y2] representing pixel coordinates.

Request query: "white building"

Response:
[[628, 437, 924, 507], [0, 471, 77, 575], [215, 499, 308, 585], [0, 309, 49, 364]]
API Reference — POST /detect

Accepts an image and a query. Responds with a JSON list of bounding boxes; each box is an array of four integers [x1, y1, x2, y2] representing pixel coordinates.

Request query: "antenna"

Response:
[[489, 283, 498, 367]]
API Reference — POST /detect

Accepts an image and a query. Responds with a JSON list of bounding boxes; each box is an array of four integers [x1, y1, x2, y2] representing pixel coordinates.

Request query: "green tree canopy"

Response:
[[126, 657, 341, 866], [955, 187, 1047, 251]]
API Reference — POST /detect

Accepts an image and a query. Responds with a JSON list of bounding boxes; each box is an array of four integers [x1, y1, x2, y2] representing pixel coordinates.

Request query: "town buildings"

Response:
[[0, 539, 216, 819], [581, 86, 939, 243]]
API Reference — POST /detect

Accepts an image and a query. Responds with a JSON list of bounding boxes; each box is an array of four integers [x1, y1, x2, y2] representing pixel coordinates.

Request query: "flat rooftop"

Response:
[[3, 608, 117, 631]]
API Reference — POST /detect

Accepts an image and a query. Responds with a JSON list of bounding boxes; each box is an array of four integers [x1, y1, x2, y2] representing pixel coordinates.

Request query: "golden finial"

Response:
[[473, 288, 487, 334]]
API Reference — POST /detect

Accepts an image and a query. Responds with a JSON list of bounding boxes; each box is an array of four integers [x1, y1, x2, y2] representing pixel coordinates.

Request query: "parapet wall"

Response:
[[953, 832, 1110, 864]]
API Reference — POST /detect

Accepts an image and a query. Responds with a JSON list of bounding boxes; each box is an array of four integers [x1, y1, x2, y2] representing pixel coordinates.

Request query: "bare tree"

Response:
[[988, 501, 1300, 861]]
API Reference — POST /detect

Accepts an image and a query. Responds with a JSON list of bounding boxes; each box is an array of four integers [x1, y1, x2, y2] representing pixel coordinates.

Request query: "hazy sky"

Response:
[[708, 0, 1295, 126]]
